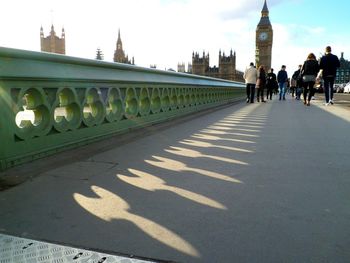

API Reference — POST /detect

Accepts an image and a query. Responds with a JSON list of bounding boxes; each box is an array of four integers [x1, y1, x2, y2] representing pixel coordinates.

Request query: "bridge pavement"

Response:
[[0, 94, 350, 262]]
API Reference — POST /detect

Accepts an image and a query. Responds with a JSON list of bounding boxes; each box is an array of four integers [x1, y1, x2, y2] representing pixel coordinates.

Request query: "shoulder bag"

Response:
[[302, 75, 316, 82], [256, 78, 261, 88]]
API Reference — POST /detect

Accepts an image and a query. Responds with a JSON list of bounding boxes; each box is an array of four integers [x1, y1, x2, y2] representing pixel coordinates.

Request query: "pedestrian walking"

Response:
[[292, 65, 303, 100], [301, 53, 319, 106], [243, 62, 258, 103], [277, 65, 288, 100], [266, 68, 277, 100], [286, 78, 291, 96], [290, 76, 296, 98], [256, 65, 267, 102], [319, 46, 340, 105]]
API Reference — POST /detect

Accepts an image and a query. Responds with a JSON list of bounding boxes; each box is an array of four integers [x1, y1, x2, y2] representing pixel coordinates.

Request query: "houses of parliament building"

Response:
[[189, 50, 244, 82], [113, 29, 134, 65], [40, 26, 134, 64], [40, 25, 65, 54]]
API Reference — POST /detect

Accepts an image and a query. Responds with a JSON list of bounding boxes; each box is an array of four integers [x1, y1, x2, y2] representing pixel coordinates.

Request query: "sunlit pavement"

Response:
[[1, 94, 350, 262]]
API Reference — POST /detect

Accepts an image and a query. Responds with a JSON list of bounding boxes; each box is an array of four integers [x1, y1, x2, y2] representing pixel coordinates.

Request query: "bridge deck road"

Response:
[[1, 95, 350, 263]]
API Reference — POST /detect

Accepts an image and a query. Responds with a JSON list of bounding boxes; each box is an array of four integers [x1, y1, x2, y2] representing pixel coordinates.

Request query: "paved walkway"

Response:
[[1, 94, 350, 262], [0, 233, 155, 263]]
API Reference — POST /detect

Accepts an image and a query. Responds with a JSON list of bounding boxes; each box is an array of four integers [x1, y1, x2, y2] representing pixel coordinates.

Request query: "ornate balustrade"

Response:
[[0, 47, 245, 171]]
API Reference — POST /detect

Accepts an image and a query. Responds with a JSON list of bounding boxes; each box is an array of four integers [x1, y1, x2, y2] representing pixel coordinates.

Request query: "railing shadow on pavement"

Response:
[[0, 102, 270, 262], [36, 96, 350, 262], [66, 103, 268, 261], [0, 47, 278, 262]]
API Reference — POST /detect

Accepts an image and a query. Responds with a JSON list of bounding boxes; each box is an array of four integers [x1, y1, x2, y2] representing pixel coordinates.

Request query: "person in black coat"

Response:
[[292, 65, 303, 100], [319, 46, 340, 105], [266, 68, 277, 100], [301, 53, 319, 106], [256, 65, 267, 102]]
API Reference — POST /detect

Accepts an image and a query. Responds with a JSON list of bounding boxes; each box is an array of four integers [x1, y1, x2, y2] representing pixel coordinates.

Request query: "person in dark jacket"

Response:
[[319, 46, 340, 105], [277, 65, 288, 100], [256, 65, 267, 102], [301, 53, 319, 106], [292, 65, 303, 100], [266, 68, 277, 100]]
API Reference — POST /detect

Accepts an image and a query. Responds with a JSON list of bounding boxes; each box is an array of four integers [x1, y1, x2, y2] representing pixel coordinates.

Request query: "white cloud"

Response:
[[271, 22, 341, 76]]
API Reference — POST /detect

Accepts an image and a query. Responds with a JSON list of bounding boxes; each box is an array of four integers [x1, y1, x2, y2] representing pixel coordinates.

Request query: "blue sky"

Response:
[[259, 0, 350, 74], [284, 2, 347, 31], [273, 0, 350, 44], [1, 0, 349, 76], [273, 0, 348, 30]]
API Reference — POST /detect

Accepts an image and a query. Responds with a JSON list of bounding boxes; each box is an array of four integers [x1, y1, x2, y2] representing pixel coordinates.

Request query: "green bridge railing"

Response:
[[0, 47, 245, 171]]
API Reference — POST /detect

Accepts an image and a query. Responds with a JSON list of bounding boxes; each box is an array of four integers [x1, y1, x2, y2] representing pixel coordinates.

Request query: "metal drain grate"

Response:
[[0, 233, 155, 263]]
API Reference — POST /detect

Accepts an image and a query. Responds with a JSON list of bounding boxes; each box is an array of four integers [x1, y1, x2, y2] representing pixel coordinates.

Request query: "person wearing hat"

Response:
[[319, 46, 340, 105]]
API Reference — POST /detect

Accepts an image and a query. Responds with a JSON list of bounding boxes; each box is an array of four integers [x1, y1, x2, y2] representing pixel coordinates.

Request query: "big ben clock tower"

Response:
[[256, 0, 273, 71]]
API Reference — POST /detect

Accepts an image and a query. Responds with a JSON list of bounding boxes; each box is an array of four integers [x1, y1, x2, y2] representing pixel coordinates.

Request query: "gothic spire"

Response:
[[117, 28, 122, 47], [262, 0, 269, 16], [50, 24, 56, 36], [258, 0, 271, 26]]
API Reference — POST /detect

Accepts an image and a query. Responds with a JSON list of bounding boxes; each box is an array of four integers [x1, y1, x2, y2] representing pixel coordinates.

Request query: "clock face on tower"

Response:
[[259, 32, 268, 41]]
